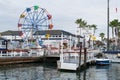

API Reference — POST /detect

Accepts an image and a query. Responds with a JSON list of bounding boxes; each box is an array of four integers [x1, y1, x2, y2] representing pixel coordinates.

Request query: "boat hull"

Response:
[[96, 59, 111, 65]]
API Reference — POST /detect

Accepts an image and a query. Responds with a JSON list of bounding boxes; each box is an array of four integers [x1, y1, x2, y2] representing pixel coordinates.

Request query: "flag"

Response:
[[45, 34, 50, 38], [92, 36, 96, 41]]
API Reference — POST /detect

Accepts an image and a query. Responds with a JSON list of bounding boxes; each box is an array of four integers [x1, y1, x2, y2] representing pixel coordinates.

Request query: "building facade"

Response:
[[0, 30, 83, 50]]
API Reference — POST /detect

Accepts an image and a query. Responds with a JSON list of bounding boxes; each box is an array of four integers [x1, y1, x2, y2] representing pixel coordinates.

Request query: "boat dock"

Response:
[[57, 48, 97, 71], [0, 48, 96, 68]]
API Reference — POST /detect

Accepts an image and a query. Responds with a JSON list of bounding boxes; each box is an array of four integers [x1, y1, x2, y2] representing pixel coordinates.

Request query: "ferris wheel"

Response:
[[18, 5, 53, 40]]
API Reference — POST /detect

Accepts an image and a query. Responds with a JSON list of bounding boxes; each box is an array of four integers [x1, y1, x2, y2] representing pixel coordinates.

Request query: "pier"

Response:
[[57, 48, 96, 71], [0, 48, 96, 68]]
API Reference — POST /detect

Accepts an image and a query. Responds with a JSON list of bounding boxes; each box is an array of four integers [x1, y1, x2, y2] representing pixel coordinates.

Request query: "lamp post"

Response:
[[107, 0, 110, 51]]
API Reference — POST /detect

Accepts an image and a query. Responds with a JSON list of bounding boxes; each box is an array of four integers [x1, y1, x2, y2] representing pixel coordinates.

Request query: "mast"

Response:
[[107, 0, 110, 50]]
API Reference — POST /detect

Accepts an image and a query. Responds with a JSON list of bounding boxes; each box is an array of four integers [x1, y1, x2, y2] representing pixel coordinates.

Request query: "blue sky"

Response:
[[0, 0, 120, 39]]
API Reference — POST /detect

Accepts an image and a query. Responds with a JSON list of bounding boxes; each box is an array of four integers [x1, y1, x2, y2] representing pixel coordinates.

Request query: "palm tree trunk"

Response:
[[112, 27, 114, 38]]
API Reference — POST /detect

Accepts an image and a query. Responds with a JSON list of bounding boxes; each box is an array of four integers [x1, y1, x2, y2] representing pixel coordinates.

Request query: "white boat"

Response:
[[95, 58, 111, 65], [105, 53, 120, 63], [95, 52, 111, 65]]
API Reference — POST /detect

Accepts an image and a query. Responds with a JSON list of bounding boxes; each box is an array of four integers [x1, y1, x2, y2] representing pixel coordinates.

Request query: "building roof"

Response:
[[0, 30, 83, 38], [0, 30, 21, 36], [34, 30, 83, 38]]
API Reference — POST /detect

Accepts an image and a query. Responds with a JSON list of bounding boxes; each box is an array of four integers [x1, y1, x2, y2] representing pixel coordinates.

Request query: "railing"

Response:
[[0, 49, 45, 57]]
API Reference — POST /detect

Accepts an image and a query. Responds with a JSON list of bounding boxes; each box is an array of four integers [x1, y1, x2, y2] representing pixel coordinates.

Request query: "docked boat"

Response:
[[95, 53, 111, 65], [96, 58, 111, 65], [103, 51, 120, 63]]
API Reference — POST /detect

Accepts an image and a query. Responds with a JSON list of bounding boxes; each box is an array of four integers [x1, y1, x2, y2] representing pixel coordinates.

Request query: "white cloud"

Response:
[[0, 0, 120, 39]]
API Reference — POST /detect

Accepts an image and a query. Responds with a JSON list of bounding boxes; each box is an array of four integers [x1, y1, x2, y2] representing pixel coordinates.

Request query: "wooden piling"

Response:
[[78, 45, 82, 70], [84, 48, 87, 68]]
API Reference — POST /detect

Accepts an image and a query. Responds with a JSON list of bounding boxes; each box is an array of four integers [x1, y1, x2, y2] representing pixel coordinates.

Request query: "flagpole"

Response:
[[115, 4, 118, 49], [107, 0, 110, 51]]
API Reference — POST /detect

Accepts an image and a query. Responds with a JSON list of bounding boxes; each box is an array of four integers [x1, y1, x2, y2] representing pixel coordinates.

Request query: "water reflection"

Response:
[[0, 63, 60, 80], [76, 70, 86, 80], [96, 65, 110, 69], [0, 63, 119, 80]]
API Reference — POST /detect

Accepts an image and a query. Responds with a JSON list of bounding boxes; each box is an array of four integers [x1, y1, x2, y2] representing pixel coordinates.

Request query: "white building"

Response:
[[0, 30, 83, 50]]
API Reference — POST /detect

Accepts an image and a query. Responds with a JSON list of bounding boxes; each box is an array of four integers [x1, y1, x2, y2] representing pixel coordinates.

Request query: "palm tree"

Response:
[[109, 19, 120, 49], [86, 24, 97, 48], [75, 18, 87, 70], [99, 33, 105, 41], [109, 19, 120, 38], [90, 24, 97, 36], [75, 18, 87, 45], [75, 18, 87, 35]]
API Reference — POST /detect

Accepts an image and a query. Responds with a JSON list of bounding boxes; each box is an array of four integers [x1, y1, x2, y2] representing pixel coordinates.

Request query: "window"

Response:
[[2, 41, 6, 45]]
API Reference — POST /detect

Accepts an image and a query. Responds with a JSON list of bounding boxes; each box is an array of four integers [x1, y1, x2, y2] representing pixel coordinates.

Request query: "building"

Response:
[[0, 30, 22, 40], [0, 30, 83, 50]]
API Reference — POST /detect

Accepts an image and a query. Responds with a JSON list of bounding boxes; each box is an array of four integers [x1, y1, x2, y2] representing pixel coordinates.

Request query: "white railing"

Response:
[[0, 49, 45, 57]]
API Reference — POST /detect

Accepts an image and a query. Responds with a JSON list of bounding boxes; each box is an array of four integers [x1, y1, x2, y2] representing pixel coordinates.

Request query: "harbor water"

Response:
[[0, 63, 119, 80]]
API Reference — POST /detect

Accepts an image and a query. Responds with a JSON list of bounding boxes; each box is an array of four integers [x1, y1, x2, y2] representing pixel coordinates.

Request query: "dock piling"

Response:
[[84, 48, 87, 69], [78, 44, 82, 71]]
